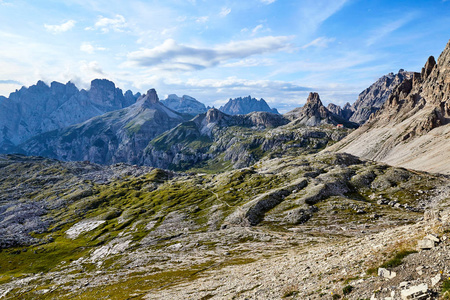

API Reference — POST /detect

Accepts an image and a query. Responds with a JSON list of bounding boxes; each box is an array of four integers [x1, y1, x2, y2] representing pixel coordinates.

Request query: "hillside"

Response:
[[330, 39, 450, 174]]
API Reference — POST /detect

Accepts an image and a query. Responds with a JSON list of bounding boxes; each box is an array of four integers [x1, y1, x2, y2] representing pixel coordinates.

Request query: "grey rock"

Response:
[[418, 239, 435, 250], [378, 267, 396, 279], [400, 283, 428, 300]]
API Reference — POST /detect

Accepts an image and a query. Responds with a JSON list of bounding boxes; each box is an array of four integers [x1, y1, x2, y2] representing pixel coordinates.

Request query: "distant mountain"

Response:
[[219, 96, 279, 115], [160, 94, 207, 116], [0, 79, 139, 152], [284, 92, 358, 128], [327, 102, 353, 120], [349, 70, 413, 124], [331, 40, 450, 174], [18, 89, 188, 165]]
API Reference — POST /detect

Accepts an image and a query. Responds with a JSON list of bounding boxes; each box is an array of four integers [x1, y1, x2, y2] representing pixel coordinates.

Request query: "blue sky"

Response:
[[0, 0, 449, 112]]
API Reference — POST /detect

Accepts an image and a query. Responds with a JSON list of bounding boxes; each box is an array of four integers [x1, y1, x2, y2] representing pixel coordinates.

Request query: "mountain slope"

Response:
[[160, 94, 207, 116], [18, 89, 188, 165], [349, 70, 413, 124], [331, 40, 450, 174], [0, 79, 139, 151], [219, 95, 279, 115], [284, 92, 358, 128]]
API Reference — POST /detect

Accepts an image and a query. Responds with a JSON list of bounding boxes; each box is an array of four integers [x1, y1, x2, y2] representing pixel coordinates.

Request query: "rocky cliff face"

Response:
[[0, 79, 139, 151], [284, 92, 358, 128], [18, 89, 187, 165], [331, 40, 450, 174], [348, 70, 413, 124], [160, 94, 207, 116], [219, 96, 279, 115]]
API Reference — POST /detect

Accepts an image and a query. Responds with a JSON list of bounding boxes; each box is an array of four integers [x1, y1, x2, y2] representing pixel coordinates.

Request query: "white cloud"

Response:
[[44, 20, 76, 34], [196, 16, 209, 23], [126, 36, 293, 71], [252, 24, 264, 35], [80, 42, 107, 54], [94, 15, 127, 33], [302, 37, 336, 49], [80, 61, 104, 76], [260, 0, 276, 4], [219, 7, 231, 17], [366, 14, 416, 46]]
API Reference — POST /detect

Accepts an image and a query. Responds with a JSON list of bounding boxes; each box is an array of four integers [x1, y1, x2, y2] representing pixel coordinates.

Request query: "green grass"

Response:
[[367, 249, 417, 275]]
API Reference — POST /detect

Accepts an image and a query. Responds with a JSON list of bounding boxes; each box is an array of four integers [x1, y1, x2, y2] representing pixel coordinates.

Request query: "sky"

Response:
[[0, 0, 449, 112]]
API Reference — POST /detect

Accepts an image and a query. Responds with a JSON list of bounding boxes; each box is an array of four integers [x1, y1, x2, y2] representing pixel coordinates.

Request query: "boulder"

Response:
[[400, 283, 428, 300]]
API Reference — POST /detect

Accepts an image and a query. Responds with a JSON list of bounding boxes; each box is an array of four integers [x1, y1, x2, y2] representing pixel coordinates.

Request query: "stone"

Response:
[[378, 267, 397, 279], [416, 266, 423, 275], [431, 273, 441, 287], [424, 234, 440, 243], [418, 239, 435, 250], [400, 283, 428, 300]]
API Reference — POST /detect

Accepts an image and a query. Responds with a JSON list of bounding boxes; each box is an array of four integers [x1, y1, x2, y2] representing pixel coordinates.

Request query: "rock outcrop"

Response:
[[331, 39, 450, 174], [219, 95, 279, 115], [18, 89, 187, 165], [349, 70, 413, 124], [284, 92, 358, 128], [0, 79, 139, 151], [160, 94, 207, 116]]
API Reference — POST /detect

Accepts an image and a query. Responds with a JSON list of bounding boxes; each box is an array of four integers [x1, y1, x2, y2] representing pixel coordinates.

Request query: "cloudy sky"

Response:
[[0, 0, 449, 112]]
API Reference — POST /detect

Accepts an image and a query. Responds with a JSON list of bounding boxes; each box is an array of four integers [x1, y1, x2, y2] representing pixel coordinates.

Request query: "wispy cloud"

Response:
[[126, 36, 293, 71], [44, 20, 76, 34], [260, 0, 276, 4], [80, 42, 107, 54], [90, 15, 127, 33], [252, 24, 264, 36], [219, 7, 231, 17], [297, 0, 349, 35], [366, 14, 416, 46], [302, 37, 336, 49], [196, 16, 209, 23], [0, 79, 21, 85]]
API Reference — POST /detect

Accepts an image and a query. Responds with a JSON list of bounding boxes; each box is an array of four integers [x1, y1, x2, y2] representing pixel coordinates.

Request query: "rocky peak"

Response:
[[205, 108, 226, 124], [421, 56, 436, 79], [302, 92, 328, 118], [349, 69, 414, 124], [140, 89, 160, 106]]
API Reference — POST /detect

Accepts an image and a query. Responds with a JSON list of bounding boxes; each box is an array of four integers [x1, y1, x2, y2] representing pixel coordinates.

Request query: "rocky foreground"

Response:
[[0, 152, 449, 299]]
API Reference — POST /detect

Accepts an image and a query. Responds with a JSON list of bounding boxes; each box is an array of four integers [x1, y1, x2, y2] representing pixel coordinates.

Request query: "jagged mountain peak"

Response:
[[140, 88, 160, 106], [219, 95, 279, 115]]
